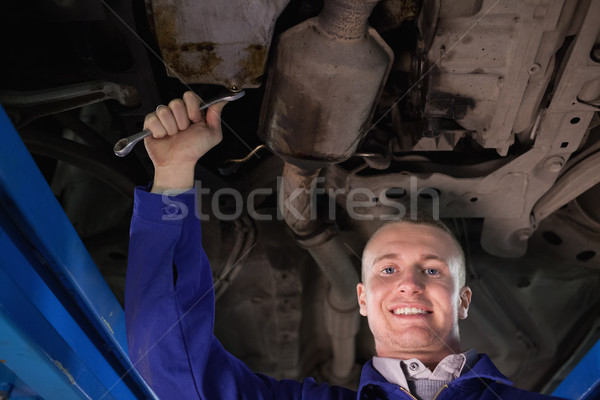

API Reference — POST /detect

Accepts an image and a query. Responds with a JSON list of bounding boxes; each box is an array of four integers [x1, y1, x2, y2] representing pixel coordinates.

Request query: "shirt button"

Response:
[[162, 203, 181, 217], [409, 362, 419, 371]]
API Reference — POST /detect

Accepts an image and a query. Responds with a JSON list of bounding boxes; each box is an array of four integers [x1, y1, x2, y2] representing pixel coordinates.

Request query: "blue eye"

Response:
[[382, 267, 396, 274], [424, 268, 439, 276]]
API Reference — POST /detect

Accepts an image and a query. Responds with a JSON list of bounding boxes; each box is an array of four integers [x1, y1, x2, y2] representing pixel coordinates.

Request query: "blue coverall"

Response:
[[125, 187, 565, 400]]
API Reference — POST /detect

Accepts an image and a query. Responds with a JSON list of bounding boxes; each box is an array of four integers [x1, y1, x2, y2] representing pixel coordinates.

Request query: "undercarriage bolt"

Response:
[[544, 156, 564, 173]]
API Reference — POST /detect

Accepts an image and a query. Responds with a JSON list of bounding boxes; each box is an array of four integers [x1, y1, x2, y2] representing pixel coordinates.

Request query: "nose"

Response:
[[396, 268, 424, 295]]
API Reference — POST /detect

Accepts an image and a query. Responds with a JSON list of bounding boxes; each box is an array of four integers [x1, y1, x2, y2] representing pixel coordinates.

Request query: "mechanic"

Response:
[[125, 92, 564, 400]]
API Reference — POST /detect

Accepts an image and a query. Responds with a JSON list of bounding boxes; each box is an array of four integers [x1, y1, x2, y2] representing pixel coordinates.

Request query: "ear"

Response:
[[458, 286, 472, 319], [357, 282, 368, 316]]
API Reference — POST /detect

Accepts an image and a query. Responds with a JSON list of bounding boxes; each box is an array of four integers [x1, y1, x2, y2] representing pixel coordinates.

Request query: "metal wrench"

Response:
[[113, 90, 245, 157]]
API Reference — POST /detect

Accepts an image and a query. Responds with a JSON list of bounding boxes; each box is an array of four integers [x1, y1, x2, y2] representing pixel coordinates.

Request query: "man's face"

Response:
[[357, 223, 471, 360]]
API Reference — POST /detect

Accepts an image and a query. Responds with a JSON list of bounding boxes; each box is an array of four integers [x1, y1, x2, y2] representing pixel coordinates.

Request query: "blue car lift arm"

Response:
[[0, 105, 157, 399], [551, 338, 600, 400]]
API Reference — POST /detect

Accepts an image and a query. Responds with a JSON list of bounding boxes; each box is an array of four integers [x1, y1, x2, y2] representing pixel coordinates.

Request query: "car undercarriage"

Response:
[[1, 0, 600, 395]]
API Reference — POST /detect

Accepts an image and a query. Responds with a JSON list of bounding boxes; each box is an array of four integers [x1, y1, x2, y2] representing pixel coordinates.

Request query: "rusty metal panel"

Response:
[[425, 0, 575, 155], [149, 0, 291, 89]]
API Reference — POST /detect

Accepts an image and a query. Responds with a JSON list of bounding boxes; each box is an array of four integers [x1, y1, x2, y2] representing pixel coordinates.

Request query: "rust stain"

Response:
[[152, 4, 224, 80], [164, 41, 223, 81], [152, 2, 177, 51], [195, 42, 215, 52], [151, 2, 178, 77], [151, 2, 266, 86], [238, 44, 268, 86], [194, 42, 223, 76]]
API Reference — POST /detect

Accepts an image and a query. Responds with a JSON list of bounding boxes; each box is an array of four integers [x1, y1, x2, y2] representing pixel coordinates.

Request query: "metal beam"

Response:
[[0, 231, 118, 399], [552, 338, 600, 400], [0, 105, 156, 399]]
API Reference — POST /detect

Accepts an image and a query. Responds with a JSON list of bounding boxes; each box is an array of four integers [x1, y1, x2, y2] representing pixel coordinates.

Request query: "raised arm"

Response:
[[124, 92, 228, 398], [124, 92, 353, 400]]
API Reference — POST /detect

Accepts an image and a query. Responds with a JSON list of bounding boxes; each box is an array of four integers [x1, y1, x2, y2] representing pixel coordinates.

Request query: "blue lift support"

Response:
[[551, 338, 600, 400], [0, 105, 157, 398]]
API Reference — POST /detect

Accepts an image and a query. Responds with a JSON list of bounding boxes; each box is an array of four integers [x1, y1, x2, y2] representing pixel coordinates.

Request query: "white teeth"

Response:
[[392, 307, 428, 315]]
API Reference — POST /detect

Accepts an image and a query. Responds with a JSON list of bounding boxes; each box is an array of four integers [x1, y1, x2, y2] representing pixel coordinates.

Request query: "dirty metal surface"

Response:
[[423, 0, 577, 155], [150, 0, 290, 89]]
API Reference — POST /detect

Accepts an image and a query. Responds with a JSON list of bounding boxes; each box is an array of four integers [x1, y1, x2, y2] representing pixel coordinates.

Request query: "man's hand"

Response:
[[143, 91, 227, 193]]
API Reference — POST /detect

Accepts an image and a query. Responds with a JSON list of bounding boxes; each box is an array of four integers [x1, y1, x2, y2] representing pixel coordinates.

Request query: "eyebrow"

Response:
[[370, 253, 446, 267], [421, 254, 446, 263], [371, 253, 400, 267]]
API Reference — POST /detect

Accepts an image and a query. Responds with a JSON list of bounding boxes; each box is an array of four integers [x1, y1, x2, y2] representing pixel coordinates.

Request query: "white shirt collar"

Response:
[[372, 349, 478, 389]]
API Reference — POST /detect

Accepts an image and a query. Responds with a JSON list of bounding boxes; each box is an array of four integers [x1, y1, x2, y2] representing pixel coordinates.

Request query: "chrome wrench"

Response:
[[113, 90, 245, 157]]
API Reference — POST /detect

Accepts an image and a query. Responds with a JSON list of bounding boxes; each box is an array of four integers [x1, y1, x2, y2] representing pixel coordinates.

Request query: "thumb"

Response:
[[205, 101, 228, 130]]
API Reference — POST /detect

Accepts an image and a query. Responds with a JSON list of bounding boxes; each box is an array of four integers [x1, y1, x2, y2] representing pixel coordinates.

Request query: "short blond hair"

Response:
[[362, 217, 466, 288]]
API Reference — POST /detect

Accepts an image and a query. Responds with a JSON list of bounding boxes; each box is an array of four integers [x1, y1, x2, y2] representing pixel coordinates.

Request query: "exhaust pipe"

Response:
[[262, 0, 393, 384]]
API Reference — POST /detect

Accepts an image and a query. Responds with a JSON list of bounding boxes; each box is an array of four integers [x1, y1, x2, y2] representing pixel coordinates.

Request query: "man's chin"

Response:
[[376, 327, 441, 355]]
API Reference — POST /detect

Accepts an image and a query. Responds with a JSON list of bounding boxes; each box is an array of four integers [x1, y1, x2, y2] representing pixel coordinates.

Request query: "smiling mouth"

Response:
[[391, 307, 432, 315]]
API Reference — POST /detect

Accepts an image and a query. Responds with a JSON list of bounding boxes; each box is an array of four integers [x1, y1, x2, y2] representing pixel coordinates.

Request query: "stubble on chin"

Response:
[[375, 327, 440, 356]]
